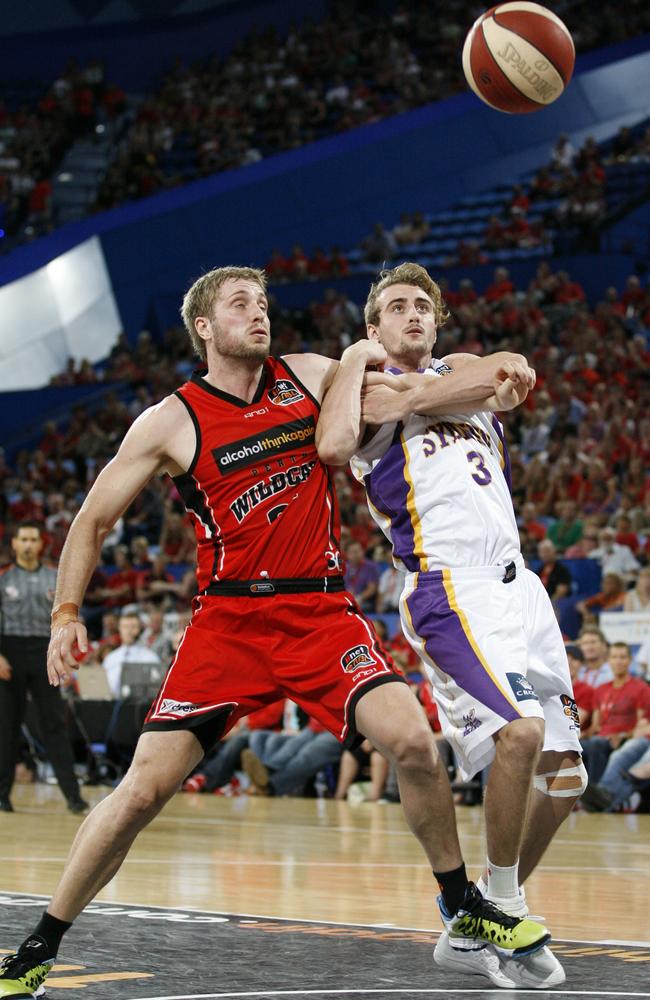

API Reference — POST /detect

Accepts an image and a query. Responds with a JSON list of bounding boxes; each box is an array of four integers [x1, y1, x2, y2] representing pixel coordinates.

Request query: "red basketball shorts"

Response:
[[143, 590, 405, 748]]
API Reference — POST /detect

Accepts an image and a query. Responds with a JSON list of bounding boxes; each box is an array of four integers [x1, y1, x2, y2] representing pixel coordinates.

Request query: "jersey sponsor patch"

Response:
[[212, 417, 315, 475], [341, 644, 376, 673], [506, 672, 539, 702], [268, 379, 305, 406], [158, 699, 201, 716], [560, 693, 580, 728]]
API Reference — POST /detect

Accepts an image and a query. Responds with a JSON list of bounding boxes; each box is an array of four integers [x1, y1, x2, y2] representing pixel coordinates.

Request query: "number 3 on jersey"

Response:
[[467, 450, 492, 486]]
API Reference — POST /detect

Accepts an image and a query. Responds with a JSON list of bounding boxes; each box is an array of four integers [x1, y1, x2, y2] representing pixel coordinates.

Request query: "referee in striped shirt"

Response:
[[0, 521, 87, 813]]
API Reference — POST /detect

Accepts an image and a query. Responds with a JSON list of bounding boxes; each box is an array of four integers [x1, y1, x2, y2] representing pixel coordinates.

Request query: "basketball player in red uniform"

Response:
[[0, 267, 549, 997]]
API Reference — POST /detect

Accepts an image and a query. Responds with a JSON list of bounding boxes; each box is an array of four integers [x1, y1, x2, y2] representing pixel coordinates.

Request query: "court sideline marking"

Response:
[[125, 989, 650, 999], [2, 890, 649, 949]]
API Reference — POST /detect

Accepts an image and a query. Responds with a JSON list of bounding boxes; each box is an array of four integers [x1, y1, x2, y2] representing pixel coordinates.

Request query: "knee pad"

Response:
[[533, 760, 587, 798]]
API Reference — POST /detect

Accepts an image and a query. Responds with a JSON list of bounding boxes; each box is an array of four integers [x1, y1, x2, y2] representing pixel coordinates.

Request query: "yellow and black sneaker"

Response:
[[438, 882, 551, 957], [0, 939, 54, 998]]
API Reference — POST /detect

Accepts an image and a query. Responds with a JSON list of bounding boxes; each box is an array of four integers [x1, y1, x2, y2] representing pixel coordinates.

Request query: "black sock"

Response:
[[434, 863, 468, 916], [23, 912, 72, 959]]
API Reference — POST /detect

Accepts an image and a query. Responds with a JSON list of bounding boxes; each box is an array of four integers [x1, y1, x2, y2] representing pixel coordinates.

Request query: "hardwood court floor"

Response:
[[2, 782, 649, 944]]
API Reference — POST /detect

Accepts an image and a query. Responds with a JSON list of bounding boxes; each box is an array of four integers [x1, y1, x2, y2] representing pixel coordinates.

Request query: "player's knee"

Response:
[[385, 720, 436, 771], [498, 717, 544, 760], [533, 760, 587, 799], [117, 769, 178, 825]]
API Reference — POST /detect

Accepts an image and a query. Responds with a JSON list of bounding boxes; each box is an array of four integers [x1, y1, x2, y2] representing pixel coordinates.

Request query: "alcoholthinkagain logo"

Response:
[[213, 417, 315, 475]]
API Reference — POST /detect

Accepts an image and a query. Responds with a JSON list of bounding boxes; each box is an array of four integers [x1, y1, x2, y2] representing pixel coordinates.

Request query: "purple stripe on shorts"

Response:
[[366, 429, 420, 573], [405, 576, 522, 722]]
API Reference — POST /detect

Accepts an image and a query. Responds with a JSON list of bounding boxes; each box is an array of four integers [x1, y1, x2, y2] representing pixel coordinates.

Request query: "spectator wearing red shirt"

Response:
[[484, 216, 507, 251], [620, 275, 646, 314], [158, 509, 194, 564], [264, 249, 291, 282], [101, 545, 139, 608], [576, 572, 627, 624], [519, 502, 546, 542], [581, 642, 650, 782], [328, 247, 349, 278], [308, 248, 331, 279], [553, 271, 586, 305], [615, 514, 640, 554], [287, 244, 310, 280], [484, 266, 515, 303], [9, 484, 44, 524]]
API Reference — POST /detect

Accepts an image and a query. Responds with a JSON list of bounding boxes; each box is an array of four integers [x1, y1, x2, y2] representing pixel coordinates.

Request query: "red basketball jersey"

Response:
[[173, 357, 342, 589]]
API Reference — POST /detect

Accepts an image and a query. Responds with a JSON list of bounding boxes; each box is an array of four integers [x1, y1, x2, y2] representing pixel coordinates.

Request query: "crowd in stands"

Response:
[[0, 59, 127, 244], [4, 257, 650, 807], [3, 1, 650, 250], [265, 125, 650, 276]]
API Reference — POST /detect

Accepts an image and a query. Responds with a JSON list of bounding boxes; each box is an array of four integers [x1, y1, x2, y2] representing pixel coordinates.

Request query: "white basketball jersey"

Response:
[[350, 362, 520, 570]]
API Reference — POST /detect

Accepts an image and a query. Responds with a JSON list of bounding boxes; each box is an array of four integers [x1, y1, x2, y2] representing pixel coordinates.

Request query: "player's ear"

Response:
[[367, 325, 380, 343], [194, 316, 211, 346]]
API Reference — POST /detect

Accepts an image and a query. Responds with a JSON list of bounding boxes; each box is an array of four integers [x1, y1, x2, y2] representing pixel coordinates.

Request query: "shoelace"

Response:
[[466, 895, 522, 929], [0, 950, 49, 979]]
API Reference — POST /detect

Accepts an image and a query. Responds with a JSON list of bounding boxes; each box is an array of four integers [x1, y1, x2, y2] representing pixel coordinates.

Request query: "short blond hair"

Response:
[[180, 266, 267, 360], [364, 262, 449, 328]]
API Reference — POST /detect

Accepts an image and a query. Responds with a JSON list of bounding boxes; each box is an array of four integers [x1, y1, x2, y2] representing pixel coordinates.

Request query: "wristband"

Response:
[[51, 602, 80, 626]]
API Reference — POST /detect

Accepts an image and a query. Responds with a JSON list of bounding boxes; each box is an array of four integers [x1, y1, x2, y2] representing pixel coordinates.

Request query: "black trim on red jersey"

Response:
[[173, 471, 220, 556], [173, 390, 202, 475], [277, 356, 321, 411], [190, 368, 267, 408], [325, 466, 342, 563]]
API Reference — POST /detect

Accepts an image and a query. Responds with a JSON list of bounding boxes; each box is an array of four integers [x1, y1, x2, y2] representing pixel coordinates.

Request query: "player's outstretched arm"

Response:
[[47, 396, 191, 687], [314, 341, 387, 465], [361, 351, 534, 424]]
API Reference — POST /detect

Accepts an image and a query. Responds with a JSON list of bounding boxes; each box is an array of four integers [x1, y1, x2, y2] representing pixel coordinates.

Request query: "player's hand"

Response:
[[493, 358, 536, 392], [341, 340, 388, 369], [0, 654, 11, 681], [47, 621, 88, 686], [493, 376, 529, 410], [361, 384, 410, 424]]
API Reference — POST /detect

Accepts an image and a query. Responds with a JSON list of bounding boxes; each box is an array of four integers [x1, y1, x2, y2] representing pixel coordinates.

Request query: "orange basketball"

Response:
[[462, 2, 575, 114]]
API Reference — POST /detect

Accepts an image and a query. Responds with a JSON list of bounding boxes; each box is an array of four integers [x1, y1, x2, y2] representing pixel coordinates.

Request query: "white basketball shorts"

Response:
[[399, 555, 581, 780]]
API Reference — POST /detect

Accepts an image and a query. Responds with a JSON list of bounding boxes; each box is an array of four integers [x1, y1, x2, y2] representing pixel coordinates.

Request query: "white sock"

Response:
[[486, 859, 519, 900]]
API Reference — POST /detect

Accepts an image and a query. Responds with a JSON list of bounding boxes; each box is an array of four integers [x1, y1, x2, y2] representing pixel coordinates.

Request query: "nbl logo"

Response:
[[268, 379, 304, 406], [340, 644, 376, 674]]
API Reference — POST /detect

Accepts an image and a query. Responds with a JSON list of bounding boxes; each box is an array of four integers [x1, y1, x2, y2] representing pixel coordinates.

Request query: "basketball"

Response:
[[462, 3, 575, 114]]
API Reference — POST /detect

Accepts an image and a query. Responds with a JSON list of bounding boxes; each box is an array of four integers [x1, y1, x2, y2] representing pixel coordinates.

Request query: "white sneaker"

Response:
[[433, 931, 516, 989], [501, 945, 566, 988]]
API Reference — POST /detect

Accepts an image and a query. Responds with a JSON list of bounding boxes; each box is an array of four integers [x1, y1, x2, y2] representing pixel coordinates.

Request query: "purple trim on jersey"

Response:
[[405, 576, 522, 722], [366, 427, 420, 573], [491, 415, 513, 494]]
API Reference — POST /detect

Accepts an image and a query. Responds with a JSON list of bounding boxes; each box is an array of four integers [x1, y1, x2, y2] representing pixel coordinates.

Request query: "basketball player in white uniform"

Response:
[[316, 263, 586, 990]]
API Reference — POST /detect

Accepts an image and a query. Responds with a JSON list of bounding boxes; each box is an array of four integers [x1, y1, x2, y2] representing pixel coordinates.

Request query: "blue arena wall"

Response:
[[0, 0, 327, 91], [1, 38, 649, 341]]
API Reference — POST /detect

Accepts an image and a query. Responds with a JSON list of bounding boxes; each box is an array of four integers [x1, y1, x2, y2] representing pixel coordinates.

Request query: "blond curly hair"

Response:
[[364, 262, 449, 329]]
